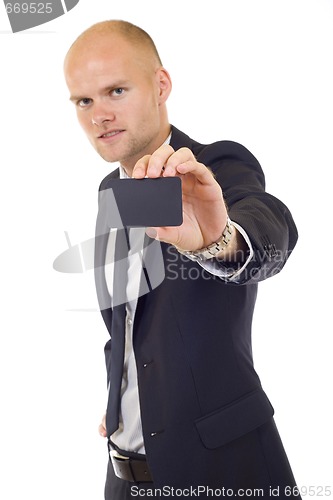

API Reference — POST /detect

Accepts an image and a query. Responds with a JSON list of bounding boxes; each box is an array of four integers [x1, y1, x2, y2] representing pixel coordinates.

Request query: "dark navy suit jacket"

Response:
[[94, 126, 298, 490]]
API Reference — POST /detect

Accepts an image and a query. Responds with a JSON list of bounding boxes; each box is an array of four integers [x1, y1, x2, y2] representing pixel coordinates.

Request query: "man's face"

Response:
[[64, 34, 170, 172]]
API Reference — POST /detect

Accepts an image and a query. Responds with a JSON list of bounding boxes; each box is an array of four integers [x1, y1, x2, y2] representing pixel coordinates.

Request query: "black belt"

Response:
[[108, 443, 153, 483]]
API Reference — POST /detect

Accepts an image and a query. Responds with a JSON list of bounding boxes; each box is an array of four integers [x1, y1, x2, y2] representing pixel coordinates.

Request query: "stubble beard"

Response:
[[96, 133, 157, 170]]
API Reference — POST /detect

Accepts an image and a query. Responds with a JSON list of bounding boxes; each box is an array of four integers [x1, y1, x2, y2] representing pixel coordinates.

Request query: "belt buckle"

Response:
[[109, 449, 134, 481], [110, 449, 130, 461]]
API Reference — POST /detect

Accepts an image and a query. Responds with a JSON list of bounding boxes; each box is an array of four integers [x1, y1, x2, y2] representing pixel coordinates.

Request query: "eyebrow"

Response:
[[69, 81, 131, 102]]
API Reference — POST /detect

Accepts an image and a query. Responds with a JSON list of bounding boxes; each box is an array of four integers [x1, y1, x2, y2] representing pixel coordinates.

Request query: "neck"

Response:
[[122, 124, 172, 177]]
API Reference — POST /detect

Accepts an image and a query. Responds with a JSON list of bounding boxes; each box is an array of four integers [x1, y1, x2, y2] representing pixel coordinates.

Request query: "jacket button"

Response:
[[150, 430, 164, 437], [143, 360, 153, 368]]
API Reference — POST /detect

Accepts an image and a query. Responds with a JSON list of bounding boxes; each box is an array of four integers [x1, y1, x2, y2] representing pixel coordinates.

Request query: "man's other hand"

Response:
[[99, 414, 107, 438]]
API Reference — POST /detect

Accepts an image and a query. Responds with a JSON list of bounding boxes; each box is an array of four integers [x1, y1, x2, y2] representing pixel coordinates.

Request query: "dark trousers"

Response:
[[104, 419, 301, 500]]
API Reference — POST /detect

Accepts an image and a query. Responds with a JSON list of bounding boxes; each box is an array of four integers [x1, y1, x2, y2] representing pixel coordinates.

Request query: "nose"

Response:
[[91, 101, 116, 126]]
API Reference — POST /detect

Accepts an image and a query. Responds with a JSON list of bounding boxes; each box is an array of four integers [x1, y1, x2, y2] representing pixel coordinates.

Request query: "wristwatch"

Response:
[[176, 218, 233, 261]]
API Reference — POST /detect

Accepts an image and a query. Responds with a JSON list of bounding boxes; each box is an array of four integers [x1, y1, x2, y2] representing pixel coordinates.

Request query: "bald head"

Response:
[[65, 20, 162, 71]]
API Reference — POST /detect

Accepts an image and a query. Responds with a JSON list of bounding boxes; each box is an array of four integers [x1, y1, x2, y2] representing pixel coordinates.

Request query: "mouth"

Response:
[[98, 129, 125, 140]]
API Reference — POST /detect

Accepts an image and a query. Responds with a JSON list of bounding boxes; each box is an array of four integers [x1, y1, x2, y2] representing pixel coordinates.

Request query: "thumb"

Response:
[[146, 226, 179, 245], [145, 227, 158, 239]]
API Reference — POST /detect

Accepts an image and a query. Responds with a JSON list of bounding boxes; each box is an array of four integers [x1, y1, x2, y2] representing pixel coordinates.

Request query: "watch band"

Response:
[[176, 218, 233, 261]]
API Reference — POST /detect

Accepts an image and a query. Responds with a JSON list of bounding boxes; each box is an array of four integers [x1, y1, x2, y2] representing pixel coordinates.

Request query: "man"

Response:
[[64, 20, 300, 499]]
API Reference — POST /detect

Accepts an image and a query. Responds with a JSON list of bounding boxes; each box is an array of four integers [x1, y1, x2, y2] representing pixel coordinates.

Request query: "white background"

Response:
[[0, 0, 332, 498]]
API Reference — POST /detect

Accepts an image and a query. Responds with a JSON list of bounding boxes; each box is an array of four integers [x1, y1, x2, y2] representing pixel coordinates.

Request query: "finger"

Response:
[[98, 421, 107, 437], [146, 144, 175, 178], [176, 160, 215, 185], [162, 147, 196, 177], [132, 145, 175, 179], [140, 144, 174, 178], [98, 423, 107, 437], [98, 414, 107, 437], [132, 155, 151, 179]]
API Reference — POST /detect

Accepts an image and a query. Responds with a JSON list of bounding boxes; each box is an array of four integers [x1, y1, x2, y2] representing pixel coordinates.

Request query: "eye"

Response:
[[77, 98, 92, 108], [112, 88, 125, 96]]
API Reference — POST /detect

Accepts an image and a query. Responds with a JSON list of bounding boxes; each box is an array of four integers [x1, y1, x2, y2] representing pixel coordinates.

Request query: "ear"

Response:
[[155, 67, 172, 104]]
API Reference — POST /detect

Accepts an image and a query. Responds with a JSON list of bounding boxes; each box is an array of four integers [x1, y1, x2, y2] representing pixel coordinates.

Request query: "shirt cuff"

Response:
[[196, 220, 254, 282]]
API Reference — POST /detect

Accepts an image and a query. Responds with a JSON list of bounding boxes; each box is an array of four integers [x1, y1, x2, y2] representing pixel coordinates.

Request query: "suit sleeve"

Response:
[[196, 140, 298, 284]]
